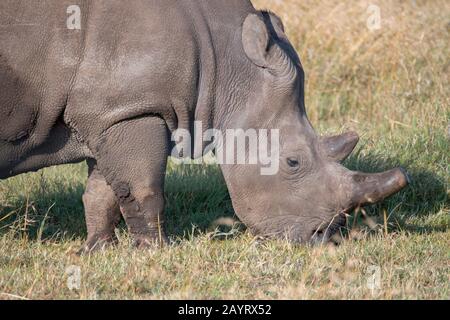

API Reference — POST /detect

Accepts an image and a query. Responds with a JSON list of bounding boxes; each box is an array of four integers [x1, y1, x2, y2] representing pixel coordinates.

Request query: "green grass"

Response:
[[0, 0, 449, 299]]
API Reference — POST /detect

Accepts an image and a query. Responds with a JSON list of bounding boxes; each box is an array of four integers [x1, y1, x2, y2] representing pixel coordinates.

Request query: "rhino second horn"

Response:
[[350, 167, 410, 207], [321, 131, 360, 162]]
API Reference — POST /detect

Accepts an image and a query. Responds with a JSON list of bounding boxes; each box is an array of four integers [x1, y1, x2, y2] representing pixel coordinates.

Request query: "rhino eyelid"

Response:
[[286, 157, 300, 168]]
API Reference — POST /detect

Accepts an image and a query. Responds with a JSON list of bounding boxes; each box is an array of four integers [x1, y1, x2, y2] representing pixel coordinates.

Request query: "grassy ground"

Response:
[[0, 0, 449, 299]]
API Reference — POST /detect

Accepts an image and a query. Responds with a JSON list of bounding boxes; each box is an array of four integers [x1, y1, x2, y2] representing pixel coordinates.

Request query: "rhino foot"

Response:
[[132, 232, 169, 249], [77, 233, 118, 255]]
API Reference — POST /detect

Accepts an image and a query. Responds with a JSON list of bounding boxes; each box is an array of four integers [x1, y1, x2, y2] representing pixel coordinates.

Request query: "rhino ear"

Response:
[[242, 13, 270, 68], [261, 10, 285, 33], [321, 131, 360, 162]]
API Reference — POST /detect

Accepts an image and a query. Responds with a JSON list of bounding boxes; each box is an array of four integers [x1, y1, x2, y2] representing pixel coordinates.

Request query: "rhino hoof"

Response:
[[77, 234, 118, 255], [132, 233, 169, 249]]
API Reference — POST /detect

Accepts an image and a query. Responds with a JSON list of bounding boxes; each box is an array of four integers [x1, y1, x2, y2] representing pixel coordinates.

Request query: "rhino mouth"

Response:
[[309, 213, 347, 245], [248, 212, 347, 245]]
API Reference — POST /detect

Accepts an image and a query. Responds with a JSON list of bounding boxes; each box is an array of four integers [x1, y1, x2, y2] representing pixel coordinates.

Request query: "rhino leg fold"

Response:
[[78, 159, 121, 255], [93, 116, 170, 248]]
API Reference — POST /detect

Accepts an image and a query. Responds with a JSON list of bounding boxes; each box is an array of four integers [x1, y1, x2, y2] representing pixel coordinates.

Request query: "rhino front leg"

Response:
[[95, 116, 169, 248], [79, 159, 121, 254]]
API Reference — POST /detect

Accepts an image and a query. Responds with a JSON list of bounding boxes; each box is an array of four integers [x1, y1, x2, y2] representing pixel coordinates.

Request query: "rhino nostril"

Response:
[[311, 229, 324, 237], [310, 229, 328, 245]]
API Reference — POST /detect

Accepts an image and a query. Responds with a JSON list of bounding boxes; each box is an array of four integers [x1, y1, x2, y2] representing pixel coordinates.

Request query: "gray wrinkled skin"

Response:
[[0, 0, 408, 252]]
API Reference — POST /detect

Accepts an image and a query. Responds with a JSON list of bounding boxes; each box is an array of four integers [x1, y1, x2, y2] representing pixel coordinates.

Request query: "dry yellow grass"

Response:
[[254, 0, 449, 131]]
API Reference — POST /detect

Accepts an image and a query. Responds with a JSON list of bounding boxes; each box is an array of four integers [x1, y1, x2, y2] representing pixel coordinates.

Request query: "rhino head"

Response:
[[218, 12, 409, 244]]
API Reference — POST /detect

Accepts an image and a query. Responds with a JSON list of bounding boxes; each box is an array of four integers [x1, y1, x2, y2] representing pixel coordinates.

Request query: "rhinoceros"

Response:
[[0, 0, 409, 252]]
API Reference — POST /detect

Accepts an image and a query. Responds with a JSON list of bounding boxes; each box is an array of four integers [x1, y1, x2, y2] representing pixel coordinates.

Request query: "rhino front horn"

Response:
[[321, 131, 359, 162], [350, 167, 410, 207]]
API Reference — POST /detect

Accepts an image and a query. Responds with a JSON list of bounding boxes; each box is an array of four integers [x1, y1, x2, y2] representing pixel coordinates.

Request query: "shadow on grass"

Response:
[[0, 177, 87, 241], [344, 150, 448, 234], [0, 151, 447, 242]]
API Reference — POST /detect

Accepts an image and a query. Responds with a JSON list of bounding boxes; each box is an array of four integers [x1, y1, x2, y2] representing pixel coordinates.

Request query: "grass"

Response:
[[0, 0, 449, 299]]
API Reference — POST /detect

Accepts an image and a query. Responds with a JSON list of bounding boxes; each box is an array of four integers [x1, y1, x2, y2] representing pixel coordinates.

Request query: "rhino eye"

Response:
[[287, 157, 300, 168]]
